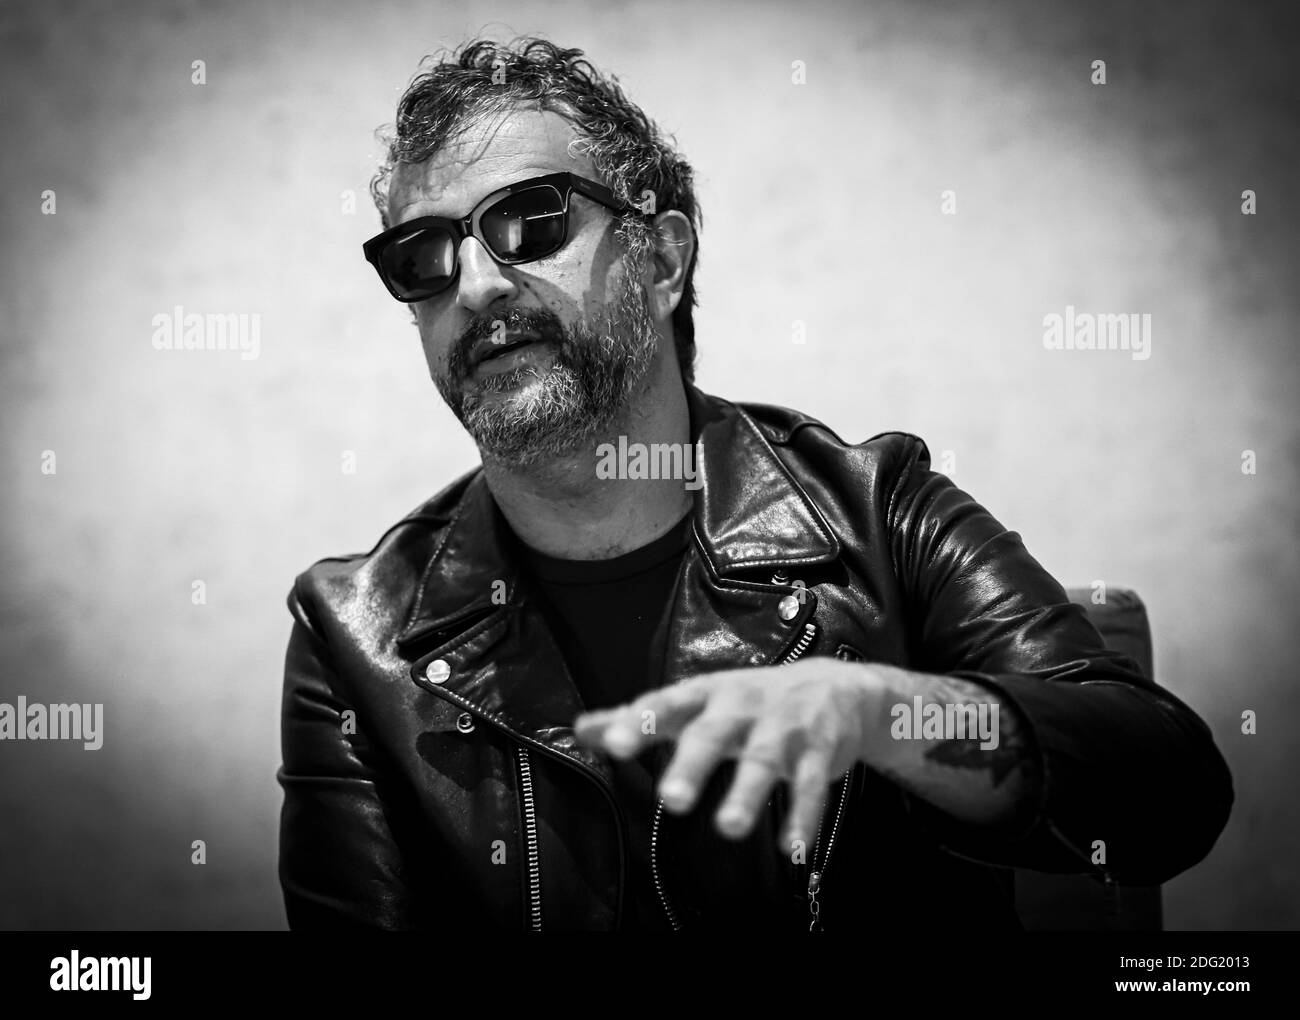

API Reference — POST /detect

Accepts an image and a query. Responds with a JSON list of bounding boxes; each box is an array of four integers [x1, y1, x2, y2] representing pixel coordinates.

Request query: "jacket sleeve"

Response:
[[885, 434, 1233, 885], [278, 575, 419, 929]]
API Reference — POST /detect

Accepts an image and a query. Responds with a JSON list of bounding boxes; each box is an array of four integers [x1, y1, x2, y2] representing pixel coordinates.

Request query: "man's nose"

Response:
[[455, 236, 515, 314]]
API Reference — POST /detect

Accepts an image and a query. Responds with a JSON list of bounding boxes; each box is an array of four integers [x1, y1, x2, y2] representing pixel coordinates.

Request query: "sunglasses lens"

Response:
[[380, 226, 456, 299], [480, 186, 566, 262]]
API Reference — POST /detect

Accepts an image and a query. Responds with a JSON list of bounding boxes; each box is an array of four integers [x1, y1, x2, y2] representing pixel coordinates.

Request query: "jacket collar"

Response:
[[397, 383, 838, 649]]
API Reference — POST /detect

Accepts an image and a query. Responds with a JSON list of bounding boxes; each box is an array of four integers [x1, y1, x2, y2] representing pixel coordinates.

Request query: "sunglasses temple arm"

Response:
[[569, 176, 641, 215]]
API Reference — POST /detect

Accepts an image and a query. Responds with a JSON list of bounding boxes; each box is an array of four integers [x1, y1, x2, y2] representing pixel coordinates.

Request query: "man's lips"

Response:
[[472, 331, 542, 367]]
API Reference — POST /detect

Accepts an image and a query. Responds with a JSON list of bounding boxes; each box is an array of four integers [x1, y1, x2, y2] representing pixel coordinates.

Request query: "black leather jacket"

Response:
[[278, 384, 1233, 931]]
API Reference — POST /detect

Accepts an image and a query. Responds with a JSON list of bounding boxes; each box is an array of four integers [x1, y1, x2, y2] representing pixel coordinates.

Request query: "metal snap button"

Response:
[[778, 595, 800, 621], [425, 659, 451, 684], [456, 712, 475, 734]]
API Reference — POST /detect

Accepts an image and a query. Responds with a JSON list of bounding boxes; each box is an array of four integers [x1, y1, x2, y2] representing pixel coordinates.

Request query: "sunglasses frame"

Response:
[[362, 172, 642, 302]]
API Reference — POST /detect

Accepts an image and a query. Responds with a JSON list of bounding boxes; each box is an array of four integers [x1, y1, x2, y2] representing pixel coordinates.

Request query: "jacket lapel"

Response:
[[662, 385, 840, 681], [396, 473, 611, 778]]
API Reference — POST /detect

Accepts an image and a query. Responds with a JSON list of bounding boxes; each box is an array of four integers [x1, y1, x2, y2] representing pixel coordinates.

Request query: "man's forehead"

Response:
[[389, 108, 594, 222]]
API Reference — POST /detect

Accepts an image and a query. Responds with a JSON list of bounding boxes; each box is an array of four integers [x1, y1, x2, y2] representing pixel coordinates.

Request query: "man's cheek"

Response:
[[416, 327, 451, 368]]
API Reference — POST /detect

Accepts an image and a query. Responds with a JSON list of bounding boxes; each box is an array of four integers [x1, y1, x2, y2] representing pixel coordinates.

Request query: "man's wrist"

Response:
[[851, 664, 1038, 827], [851, 661, 929, 773]]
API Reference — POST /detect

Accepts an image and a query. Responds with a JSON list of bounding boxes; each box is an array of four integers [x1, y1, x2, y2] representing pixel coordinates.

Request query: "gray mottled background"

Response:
[[1, 0, 1296, 929]]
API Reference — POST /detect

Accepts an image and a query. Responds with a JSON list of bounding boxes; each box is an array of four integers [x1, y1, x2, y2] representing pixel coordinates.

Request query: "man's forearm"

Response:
[[860, 666, 1042, 827]]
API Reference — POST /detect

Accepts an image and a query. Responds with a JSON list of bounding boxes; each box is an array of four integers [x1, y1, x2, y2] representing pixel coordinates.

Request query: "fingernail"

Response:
[[717, 808, 749, 838], [659, 779, 693, 810], [605, 726, 638, 757]]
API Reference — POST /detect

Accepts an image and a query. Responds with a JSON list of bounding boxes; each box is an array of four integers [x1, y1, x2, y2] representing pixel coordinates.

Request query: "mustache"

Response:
[[450, 307, 567, 376]]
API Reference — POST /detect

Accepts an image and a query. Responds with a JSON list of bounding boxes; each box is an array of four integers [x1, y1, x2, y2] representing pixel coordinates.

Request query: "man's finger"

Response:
[[782, 748, 833, 854], [713, 753, 785, 840], [709, 716, 799, 837], [573, 679, 713, 758], [656, 709, 751, 813]]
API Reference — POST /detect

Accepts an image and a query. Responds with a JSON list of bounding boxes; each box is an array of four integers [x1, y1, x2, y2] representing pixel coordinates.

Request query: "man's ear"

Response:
[[646, 210, 695, 323]]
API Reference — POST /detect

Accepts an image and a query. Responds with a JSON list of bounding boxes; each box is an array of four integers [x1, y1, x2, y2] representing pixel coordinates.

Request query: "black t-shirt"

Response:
[[515, 510, 693, 931]]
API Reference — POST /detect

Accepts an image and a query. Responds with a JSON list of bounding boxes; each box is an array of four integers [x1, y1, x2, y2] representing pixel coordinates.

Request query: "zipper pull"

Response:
[[807, 870, 822, 932]]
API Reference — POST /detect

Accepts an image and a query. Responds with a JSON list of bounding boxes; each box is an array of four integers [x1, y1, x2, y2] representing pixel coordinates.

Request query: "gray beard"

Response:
[[435, 265, 659, 470]]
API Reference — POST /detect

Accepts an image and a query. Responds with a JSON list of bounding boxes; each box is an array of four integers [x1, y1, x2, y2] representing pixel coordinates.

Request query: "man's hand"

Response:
[[573, 660, 1040, 851], [572, 658, 898, 850]]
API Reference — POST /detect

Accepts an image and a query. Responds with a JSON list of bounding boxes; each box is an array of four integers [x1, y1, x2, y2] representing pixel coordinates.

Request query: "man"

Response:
[[277, 37, 1233, 931]]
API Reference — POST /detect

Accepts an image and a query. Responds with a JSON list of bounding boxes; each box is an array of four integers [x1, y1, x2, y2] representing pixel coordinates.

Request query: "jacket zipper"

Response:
[[417, 659, 629, 931], [781, 621, 817, 663], [805, 643, 865, 932], [806, 770, 851, 932], [779, 622, 853, 933], [648, 590, 824, 931], [928, 804, 1120, 924], [1046, 817, 1122, 925], [650, 799, 680, 930], [1044, 818, 1116, 886], [650, 574, 854, 934], [516, 746, 543, 931], [512, 732, 629, 931]]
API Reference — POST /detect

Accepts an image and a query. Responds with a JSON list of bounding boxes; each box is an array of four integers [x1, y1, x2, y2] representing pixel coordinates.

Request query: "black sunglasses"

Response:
[[363, 172, 642, 302]]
